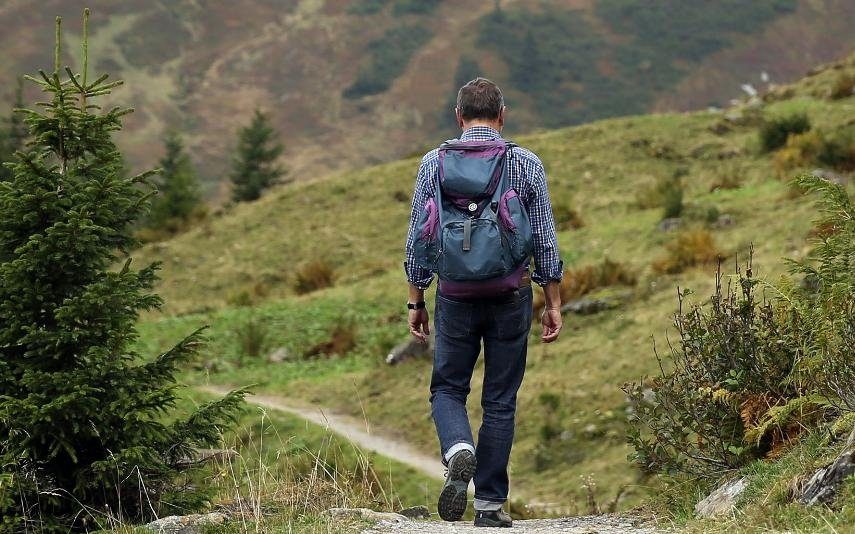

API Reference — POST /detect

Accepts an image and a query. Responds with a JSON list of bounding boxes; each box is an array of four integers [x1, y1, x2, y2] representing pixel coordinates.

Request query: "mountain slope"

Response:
[[2, 0, 855, 198], [132, 54, 855, 512]]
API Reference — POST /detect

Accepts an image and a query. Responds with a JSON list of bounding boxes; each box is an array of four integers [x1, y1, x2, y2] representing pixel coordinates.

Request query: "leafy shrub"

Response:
[[625, 260, 803, 477], [635, 170, 685, 219], [772, 131, 825, 176], [759, 112, 811, 152], [815, 131, 855, 171], [627, 175, 855, 480], [653, 229, 724, 274], [829, 73, 855, 100], [344, 25, 432, 98], [293, 259, 337, 294]]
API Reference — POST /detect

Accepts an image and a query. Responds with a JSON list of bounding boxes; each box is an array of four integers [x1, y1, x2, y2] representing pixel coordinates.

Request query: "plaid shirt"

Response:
[[404, 126, 563, 289]]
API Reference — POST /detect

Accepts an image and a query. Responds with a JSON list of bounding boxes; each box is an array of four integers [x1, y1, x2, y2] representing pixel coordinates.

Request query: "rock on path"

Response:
[[363, 514, 660, 534]]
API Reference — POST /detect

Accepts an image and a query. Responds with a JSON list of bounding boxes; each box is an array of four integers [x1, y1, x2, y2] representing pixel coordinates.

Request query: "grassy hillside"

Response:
[[130, 51, 855, 517], [3, 0, 855, 196]]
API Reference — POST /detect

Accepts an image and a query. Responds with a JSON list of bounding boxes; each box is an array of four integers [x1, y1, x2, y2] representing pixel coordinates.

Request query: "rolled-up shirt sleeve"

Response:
[[404, 153, 437, 289], [526, 158, 564, 286]]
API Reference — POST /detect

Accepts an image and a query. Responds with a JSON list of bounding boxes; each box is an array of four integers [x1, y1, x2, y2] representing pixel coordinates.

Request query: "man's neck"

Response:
[[462, 121, 502, 132]]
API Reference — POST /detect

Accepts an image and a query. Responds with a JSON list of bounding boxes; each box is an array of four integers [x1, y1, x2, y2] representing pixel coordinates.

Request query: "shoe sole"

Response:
[[438, 451, 476, 521], [474, 518, 513, 528]]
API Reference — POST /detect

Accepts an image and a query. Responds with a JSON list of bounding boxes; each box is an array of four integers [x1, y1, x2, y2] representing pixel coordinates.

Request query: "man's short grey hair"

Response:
[[456, 77, 504, 121]]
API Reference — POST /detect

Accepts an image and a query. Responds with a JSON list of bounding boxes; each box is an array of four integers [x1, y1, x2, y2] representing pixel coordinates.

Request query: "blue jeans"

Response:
[[429, 286, 533, 507]]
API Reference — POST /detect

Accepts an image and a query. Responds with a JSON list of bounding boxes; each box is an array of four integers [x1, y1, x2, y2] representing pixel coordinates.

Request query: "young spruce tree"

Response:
[[148, 130, 201, 232], [0, 12, 244, 531], [0, 78, 27, 182], [230, 109, 285, 202]]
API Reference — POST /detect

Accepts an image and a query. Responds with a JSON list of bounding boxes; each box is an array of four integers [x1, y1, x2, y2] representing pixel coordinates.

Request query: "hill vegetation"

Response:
[[130, 50, 855, 528], [2, 0, 855, 196]]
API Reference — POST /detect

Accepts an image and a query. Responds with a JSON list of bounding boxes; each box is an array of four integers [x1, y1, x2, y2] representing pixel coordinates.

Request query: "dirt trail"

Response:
[[199, 386, 662, 533], [198, 385, 443, 480]]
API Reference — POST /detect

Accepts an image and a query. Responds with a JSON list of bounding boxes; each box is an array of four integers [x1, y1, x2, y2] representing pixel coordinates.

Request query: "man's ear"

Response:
[[455, 107, 464, 129], [498, 106, 506, 128]]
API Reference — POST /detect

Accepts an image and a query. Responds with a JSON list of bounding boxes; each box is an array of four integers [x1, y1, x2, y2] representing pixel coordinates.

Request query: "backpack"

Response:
[[413, 139, 533, 298]]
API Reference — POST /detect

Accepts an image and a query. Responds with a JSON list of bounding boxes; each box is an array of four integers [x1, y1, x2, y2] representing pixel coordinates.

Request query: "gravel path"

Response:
[[363, 515, 661, 533]]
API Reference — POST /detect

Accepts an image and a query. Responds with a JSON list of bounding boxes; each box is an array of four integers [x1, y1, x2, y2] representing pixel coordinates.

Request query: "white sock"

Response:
[[443, 442, 475, 463]]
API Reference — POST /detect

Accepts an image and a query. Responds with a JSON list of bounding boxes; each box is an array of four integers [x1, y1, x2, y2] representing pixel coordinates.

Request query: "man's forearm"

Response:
[[408, 284, 425, 304], [542, 280, 562, 310]]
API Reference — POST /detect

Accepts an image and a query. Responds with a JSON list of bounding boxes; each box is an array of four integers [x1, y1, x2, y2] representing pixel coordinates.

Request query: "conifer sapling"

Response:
[[0, 11, 245, 530], [230, 109, 285, 202]]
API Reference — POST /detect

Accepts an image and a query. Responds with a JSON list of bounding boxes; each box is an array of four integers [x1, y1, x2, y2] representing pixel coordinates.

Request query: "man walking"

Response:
[[404, 78, 564, 527]]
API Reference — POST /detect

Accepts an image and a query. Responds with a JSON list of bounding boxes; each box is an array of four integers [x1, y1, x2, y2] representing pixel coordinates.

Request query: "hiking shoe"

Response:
[[474, 509, 513, 528], [437, 449, 476, 521]]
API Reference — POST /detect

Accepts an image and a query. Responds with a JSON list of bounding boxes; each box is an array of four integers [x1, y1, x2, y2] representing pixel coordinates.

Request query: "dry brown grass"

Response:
[[533, 259, 637, 314], [304, 322, 358, 358], [653, 229, 724, 274], [293, 259, 336, 295]]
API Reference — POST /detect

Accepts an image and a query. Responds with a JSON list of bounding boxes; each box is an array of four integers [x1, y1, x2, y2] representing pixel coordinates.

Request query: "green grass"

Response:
[[178, 390, 439, 532], [657, 430, 855, 533], [133, 65, 855, 518]]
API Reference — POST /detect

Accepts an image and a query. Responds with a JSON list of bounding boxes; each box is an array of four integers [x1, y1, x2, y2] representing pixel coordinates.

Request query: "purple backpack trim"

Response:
[[498, 189, 518, 231], [438, 263, 527, 299], [419, 198, 439, 240]]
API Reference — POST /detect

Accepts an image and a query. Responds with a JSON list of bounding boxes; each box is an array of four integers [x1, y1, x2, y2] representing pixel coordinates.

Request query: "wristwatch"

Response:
[[407, 301, 426, 310]]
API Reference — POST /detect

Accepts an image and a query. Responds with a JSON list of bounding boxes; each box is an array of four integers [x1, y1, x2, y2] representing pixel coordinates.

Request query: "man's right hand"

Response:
[[408, 308, 430, 342], [541, 307, 562, 343]]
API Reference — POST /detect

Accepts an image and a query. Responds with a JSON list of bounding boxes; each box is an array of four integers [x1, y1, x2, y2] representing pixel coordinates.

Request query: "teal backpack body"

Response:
[[413, 140, 533, 298]]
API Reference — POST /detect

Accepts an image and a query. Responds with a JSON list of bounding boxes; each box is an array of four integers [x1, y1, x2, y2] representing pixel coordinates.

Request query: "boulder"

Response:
[[397, 505, 430, 519], [561, 298, 614, 316], [811, 168, 849, 186], [713, 214, 735, 229], [797, 426, 855, 505], [695, 477, 748, 518], [267, 347, 291, 363], [658, 217, 682, 232], [386, 332, 434, 365], [144, 513, 227, 533]]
